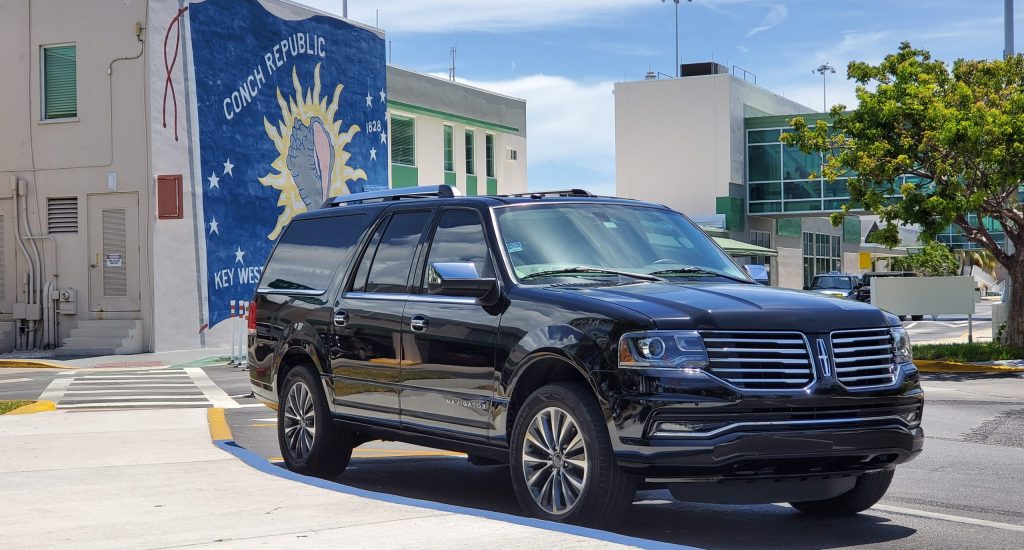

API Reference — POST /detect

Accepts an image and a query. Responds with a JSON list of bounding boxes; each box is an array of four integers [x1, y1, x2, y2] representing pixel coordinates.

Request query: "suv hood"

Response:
[[547, 282, 890, 333]]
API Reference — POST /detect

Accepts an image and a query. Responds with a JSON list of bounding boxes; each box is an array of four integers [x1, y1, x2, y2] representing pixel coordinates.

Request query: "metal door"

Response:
[[88, 193, 141, 312]]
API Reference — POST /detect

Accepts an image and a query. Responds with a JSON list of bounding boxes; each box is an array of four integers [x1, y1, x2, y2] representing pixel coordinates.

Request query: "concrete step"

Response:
[[69, 327, 133, 339], [55, 346, 118, 356], [74, 319, 142, 329], [61, 337, 126, 348]]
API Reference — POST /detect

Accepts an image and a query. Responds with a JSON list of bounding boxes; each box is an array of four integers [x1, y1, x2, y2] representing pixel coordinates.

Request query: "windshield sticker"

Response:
[[603, 221, 618, 228], [506, 241, 523, 253]]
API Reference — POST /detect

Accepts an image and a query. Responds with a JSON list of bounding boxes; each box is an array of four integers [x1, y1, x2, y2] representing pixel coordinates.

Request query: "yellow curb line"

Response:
[[207, 407, 233, 442], [914, 359, 1022, 373], [0, 359, 75, 370], [6, 400, 57, 415]]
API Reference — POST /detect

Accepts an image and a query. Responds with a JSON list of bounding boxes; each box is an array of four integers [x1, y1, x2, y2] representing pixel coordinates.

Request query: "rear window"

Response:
[[260, 213, 368, 293]]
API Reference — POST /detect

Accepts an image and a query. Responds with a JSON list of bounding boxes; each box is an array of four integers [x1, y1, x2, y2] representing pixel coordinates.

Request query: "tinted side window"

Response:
[[260, 214, 368, 292], [421, 209, 494, 290], [363, 211, 433, 293], [350, 218, 388, 293]]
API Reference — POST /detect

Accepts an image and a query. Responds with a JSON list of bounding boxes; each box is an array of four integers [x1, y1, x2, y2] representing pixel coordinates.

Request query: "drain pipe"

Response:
[[10, 176, 34, 350]]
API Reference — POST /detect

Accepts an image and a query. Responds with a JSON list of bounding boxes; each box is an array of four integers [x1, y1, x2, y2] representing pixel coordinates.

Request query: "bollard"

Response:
[[238, 302, 248, 366], [229, 300, 237, 364]]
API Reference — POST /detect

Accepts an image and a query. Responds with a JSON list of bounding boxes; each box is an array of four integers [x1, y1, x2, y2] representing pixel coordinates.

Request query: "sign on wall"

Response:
[[188, 0, 387, 327]]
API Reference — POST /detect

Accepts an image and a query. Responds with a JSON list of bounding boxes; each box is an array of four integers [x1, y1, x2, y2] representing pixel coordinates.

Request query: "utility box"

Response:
[[57, 288, 77, 315], [13, 302, 42, 321]]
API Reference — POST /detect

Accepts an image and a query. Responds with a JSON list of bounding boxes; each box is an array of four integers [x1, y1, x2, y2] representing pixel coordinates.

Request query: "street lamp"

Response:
[[813, 63, 836, 112], [663, 0, 692, 78]]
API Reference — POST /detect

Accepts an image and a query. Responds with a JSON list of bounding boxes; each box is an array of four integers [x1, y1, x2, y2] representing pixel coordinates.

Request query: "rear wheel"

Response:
[[790, 470, 894, 516], [278, 366, 352, 478], [509, 382, 637, 526]]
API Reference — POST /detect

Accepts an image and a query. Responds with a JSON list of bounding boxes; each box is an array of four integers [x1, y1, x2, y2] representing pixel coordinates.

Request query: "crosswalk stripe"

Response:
[[39, 367, 241, 410]]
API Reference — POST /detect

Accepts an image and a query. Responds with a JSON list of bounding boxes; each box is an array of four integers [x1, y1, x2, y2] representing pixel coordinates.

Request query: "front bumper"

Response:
[[607, 366, 924, 479]]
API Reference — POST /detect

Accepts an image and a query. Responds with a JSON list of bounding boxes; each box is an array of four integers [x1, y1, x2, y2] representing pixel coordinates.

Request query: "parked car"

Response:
[[248, 186, 923, 526], [809, 272, 862, 299], [856, 271, 924, 321]]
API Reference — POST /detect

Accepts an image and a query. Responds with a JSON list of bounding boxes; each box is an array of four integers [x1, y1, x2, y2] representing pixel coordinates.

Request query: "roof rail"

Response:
[[327, 185, 462, 207], [505, 189, 594, 198]]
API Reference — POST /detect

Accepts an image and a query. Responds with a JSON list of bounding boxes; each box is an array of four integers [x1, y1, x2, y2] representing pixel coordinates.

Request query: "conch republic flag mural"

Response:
[[185, 0, 387, 329]]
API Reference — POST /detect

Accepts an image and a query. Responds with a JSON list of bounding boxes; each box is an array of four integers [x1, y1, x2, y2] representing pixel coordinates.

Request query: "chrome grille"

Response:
[[831, 328, 897, 388], [700, 331, 813, 390]]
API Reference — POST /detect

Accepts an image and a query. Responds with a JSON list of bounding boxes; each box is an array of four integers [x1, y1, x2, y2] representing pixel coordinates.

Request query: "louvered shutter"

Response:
[[390, 116, 415, 166], [43, 45, 77, 120], [48, 197, 78, 233], [102, 209, 128, 297]]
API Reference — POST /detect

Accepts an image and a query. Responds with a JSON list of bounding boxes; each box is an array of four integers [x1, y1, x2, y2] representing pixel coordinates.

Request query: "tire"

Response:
[[509, 382, 637, 526], [911, 315, 924, 321], [278, 366, 352, 478], [790, 470, 894, 516]]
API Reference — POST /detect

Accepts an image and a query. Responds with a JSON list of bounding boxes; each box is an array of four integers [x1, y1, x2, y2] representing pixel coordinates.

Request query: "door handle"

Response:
[[333, 311, 349, 327], [410, 315, 429, 332]]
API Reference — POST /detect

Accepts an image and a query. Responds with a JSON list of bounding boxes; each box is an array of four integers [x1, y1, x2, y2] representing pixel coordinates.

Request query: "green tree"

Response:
[[783, 43, 1024, 346], [903, 241, 960, 276]]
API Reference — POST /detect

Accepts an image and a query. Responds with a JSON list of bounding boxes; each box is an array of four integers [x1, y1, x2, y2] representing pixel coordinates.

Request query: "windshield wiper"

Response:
[[520, 266, 664, 282], [647, 266, 751, 284]]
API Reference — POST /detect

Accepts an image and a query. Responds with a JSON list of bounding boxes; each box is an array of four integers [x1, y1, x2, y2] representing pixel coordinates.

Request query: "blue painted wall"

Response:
[[189, 0, 387, 327]]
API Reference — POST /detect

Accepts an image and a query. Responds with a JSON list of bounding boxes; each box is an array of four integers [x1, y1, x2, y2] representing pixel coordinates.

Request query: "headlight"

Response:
[[891, 326, 913, 364], [618, 330, 708, 369]]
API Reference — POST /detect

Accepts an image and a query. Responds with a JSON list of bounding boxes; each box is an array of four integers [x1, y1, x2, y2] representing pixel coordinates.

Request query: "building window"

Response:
[[802, 231, 841, 289], [749, 230, 771, 266], [443, 125, 454, 172], [485, 134, 495, 178], [465, 129, 475, 175], [390, 115, 415, 166], [42, 44, 77, 120]]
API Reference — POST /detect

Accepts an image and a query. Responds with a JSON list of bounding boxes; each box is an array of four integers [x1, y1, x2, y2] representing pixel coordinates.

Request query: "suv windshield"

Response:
[[495, 203, 749, 283], [812, 276, 854, 290]]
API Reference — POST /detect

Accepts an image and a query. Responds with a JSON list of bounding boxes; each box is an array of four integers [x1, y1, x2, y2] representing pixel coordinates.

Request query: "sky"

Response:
[[304, 0, 1018, 196]]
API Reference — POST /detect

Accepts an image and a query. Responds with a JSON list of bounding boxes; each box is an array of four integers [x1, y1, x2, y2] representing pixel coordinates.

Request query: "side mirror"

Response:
[[427, 262, 497, 300]]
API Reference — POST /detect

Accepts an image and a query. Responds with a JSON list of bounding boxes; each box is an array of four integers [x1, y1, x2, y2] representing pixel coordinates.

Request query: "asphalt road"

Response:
[[3, 365, 1023, 549]]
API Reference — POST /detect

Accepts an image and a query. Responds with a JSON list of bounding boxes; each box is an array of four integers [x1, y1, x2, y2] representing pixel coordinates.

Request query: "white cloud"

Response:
[[441, 73, 616, 188], [745, 5, 788, 38], [301, 0, 655, 33]]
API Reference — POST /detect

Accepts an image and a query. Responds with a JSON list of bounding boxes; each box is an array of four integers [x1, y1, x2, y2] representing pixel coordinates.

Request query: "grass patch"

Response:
[[913, 342, 1024, 363], [0, 400, 32, 414]]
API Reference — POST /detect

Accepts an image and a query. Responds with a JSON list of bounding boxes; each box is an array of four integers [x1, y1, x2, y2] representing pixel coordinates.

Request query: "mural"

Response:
[[188, 0, 387, 327]]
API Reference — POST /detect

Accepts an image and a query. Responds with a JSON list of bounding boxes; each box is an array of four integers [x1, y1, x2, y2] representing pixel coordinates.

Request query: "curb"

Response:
[[0, 359, 75, 370], [913, 360, 1023, 373], [6, 400, 57, 415]]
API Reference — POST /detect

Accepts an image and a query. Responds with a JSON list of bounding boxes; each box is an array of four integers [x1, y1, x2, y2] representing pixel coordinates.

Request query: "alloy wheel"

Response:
[[283, 381, 316, 459], [521, 406, 589, 515]]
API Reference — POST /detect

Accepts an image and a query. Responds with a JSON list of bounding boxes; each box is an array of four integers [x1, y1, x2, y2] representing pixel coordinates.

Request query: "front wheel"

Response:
[[278, 366, 352, 478], [790, 470, 894, 516], [509, 382, 637, 526]]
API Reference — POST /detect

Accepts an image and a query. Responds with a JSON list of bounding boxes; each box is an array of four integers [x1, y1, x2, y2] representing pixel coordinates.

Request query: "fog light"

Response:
[[903, 410, 920, 426], [653, 421, 729, 436]]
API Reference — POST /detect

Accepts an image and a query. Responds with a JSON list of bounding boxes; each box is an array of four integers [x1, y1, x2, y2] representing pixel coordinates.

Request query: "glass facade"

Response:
[[935, 215, 1007, 250], [802, 232, 841, 289], [746, 127, 902, 214]]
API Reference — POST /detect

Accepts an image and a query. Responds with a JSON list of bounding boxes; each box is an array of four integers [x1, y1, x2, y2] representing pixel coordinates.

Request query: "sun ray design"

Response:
[[259, 63, 366, 240]]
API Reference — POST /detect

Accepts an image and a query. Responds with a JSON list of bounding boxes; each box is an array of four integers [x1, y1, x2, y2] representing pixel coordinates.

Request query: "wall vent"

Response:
[[47, 197, 78, 233]]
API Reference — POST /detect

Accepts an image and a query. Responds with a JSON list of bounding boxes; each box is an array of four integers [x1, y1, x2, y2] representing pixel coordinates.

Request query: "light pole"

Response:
[[813, 63, 836, 112], [663, 0, 692, 78]]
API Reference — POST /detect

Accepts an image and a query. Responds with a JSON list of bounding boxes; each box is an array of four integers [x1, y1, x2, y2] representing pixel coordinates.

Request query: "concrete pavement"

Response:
[[0, 408, 664, 549]]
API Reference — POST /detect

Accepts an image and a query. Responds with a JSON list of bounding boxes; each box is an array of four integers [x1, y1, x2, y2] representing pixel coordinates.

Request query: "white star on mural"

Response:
[[369, 147, 377, 161], [208, 172, 220, 189], [379, 88, 386, 103], [365, 91, 373, 107], [234, 247, 245, 264], [209, 218, 219, 235], [222, 159, 234, 177], [380, 131, 387, 145]]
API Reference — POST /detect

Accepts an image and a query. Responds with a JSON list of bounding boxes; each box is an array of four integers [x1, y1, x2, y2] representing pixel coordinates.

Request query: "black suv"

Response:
[[248, 186, 923, 526]]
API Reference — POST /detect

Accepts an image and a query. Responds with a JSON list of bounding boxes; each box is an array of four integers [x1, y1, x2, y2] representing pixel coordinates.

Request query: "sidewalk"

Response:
[[0, 347, 234, 370], [0, 408, 651, 549]]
